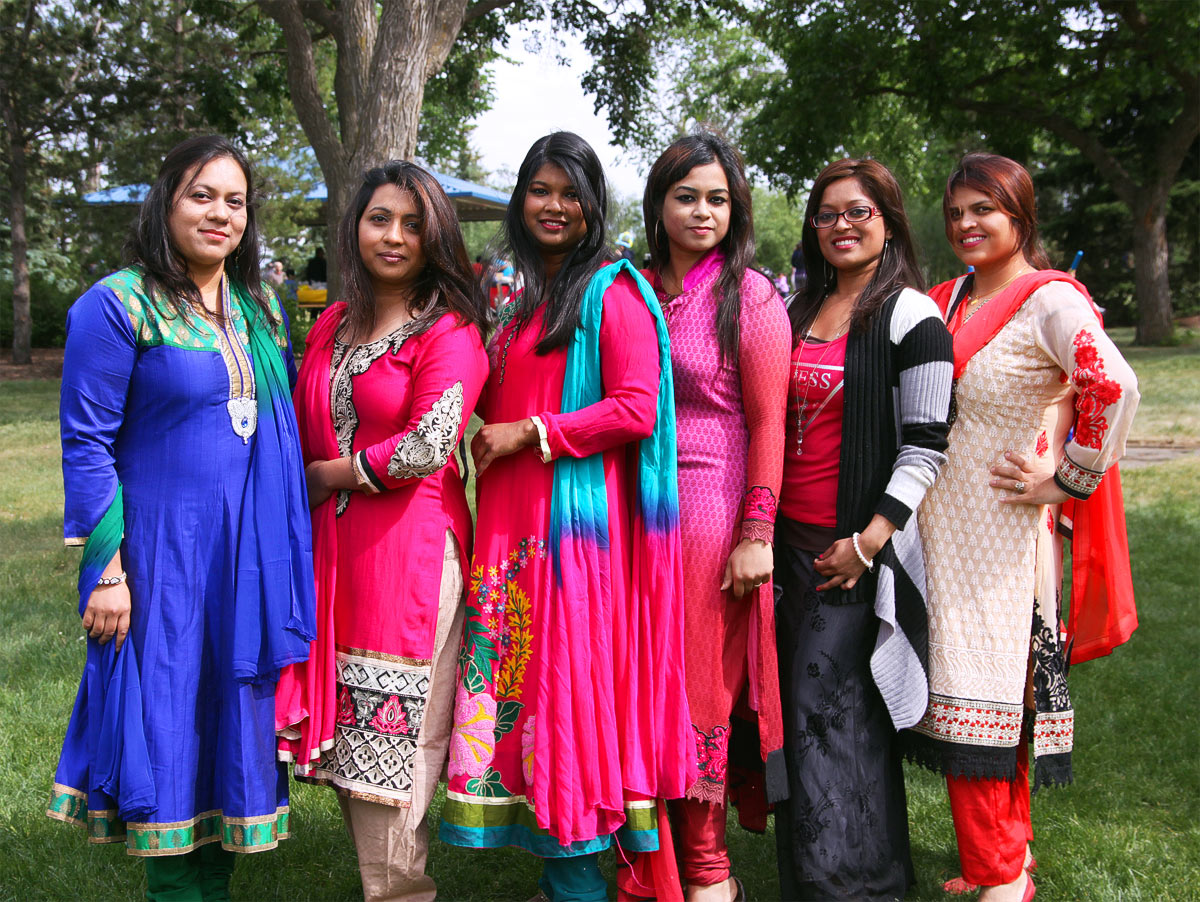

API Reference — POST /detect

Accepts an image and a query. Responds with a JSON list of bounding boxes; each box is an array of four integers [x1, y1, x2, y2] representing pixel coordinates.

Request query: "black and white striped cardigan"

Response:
[[834, 287, 954, 729]]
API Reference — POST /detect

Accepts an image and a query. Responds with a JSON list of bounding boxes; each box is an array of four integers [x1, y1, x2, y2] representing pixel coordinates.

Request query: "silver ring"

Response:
[[1014, 481, 1027, 494]]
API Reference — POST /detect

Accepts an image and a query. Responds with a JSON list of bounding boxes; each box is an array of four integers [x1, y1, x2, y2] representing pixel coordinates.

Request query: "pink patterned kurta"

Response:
[[649, 249, 791, 803]]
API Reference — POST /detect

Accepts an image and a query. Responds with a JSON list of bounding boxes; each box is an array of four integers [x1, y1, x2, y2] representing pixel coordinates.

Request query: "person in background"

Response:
[[48, 134, 315, 900], [790, 240, 806, 293], [641, 131, 790, 902], [276, 161, 489, 902], [266, 259, 286, 286], [775, 157, 952, 900], [304, 246, 327, 283], [908, 153, 1140, 902], [439, 131, 694, 902]]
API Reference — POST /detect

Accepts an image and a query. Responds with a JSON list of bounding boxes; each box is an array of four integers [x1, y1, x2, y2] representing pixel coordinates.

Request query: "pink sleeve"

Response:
[[360, 318, 489, 491], [737, 274, 791, 543], [539, 273, 661, 459]]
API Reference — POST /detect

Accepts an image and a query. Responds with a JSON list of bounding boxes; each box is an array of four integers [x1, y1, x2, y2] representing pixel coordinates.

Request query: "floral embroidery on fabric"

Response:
[[742, 485, 778, 523], [740, 485, 778, 543], [913, 695, 1024, 747], [693, 724, 730, 786], [388, 381, 464, 479], [462, 537, 545, 698], [448, 692, 497, 780], [1035, 430, 1049, 457], [308, 653, 430, 801], [336, 685, 355, 726], [1070, 330, 1123, 450], [368, 695, 410, 735], [521, 716, 537, 785]]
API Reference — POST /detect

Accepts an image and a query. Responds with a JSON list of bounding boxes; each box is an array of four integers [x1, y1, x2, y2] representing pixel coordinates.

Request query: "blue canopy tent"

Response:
[[83, 170, 510, 222]]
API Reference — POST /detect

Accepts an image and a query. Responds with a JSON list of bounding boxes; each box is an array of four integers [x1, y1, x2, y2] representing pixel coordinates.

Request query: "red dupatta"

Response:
[[275, 303, 345, 765], [930, 271, 1137, 664]]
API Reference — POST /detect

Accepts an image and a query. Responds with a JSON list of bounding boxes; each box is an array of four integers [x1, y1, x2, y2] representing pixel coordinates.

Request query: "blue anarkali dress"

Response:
[[46, 267, 316, 855]]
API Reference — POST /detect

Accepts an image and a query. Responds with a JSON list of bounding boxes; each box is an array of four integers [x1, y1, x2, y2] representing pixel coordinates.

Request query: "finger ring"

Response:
[[1014, 481, 1027, 494]]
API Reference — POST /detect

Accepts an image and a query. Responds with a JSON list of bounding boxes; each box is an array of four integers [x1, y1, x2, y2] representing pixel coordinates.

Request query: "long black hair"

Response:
[[336, 161, 488, 344], [644, 131, 755, 363], [790, 158, 924, 344], [503, 132, 611, 354], [124, 134, 275, 326]]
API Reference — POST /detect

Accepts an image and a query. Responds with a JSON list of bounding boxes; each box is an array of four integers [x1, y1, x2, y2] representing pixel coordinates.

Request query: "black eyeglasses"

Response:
[[810, 206, 880, 229]]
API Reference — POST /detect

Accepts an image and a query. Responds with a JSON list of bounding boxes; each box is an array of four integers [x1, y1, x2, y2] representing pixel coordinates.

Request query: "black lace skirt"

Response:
[[773, 542, 915, 901]]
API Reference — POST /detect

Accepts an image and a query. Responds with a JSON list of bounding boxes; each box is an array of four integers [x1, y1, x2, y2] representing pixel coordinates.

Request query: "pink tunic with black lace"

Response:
[[649, 249, 790, 803]]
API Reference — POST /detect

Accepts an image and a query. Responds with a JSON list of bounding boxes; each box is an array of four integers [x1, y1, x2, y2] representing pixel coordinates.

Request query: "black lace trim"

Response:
[[329, 320, 422, 516]]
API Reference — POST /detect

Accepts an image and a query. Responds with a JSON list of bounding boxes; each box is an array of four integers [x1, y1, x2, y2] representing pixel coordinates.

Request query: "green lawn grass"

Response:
[[1109, 327, 1200, 445], [1, 344, 1198, 900]]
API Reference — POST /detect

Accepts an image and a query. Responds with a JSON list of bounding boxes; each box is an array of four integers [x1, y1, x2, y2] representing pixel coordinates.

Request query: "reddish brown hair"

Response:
[[942, 153, 1052, 270]]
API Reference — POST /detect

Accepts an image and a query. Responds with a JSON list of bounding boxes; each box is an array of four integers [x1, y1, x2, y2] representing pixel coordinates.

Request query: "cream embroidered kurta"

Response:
[[915, 281, 1138, 778]]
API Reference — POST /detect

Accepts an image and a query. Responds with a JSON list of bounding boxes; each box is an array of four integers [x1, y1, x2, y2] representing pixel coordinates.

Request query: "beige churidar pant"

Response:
[[337, 532, 465, 902]]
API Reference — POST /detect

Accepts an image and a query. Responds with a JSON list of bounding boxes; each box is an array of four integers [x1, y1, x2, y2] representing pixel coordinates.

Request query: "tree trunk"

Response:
[[8, 131, 32, 365], [1131, 195, 1174, 345]]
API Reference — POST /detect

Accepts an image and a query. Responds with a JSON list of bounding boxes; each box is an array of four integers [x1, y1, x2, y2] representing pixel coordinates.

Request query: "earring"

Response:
[[884, 238, 891, 255], [655, 219, 667, 250]]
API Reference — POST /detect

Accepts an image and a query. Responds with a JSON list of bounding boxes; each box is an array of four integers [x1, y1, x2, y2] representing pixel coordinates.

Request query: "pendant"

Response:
[[228, 396, 258, 444]]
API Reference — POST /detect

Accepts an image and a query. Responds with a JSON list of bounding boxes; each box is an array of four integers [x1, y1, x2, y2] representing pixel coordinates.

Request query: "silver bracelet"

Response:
[[96, 571, 127, 587], [851, 533, 874, 572]]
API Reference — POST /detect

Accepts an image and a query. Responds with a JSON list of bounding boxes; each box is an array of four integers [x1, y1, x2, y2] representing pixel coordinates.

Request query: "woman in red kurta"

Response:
[[642, 133, 790, 902], [275, 162, 489, 902]]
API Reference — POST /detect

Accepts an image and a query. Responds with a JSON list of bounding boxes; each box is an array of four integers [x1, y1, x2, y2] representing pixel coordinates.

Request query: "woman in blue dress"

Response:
[[46, 135, 316, 900]]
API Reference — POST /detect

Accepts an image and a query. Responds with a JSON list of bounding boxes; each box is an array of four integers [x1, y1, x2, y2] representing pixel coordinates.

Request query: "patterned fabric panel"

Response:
[[46, 783, 289, 855], [304, 649, 434, 805], [912, 695, 1024, 747]]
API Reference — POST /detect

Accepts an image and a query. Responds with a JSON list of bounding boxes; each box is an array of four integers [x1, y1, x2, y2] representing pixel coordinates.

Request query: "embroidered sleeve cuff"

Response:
[[353, 451, 385, 494], [64, 537, 87, 547], [531, 415, 553, 463], [740, 486, 778, 543], [1055, 454, 1104, 500], [740, 518, 775, 544]]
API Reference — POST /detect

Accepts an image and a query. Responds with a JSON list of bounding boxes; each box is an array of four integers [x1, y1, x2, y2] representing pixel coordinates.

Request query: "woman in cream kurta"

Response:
[[908, 152, 1139, 902]]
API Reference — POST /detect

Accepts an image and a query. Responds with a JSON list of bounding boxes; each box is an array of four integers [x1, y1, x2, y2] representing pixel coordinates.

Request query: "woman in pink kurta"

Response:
[[275, 162, 489, 902], [642, 133, 791, 901], [439, 133, 693, 902]]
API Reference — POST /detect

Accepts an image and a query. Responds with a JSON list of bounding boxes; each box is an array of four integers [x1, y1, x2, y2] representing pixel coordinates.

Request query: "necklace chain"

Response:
[[793, 294, 847, 457], [963, 268, 1034, 321]]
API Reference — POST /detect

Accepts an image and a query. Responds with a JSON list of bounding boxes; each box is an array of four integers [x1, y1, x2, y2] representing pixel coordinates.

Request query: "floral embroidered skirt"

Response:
[[774, 543, 914, 900]]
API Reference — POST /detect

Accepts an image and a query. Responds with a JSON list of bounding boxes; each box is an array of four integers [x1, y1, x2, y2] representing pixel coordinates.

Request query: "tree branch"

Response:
[[463, 0, 520, 23], [258, 0, 345, 177]]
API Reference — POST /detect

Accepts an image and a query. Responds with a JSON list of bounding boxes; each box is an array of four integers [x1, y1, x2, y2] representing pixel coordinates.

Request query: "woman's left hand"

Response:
[[990, 450, 1069, 506], [721, 538, 773, 599], [813, 537, 872, 592], [472, 419, 537, 476]]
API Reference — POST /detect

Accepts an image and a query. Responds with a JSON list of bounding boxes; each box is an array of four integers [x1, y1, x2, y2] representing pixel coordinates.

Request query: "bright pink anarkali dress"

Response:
[[439, 270, 693, 857]]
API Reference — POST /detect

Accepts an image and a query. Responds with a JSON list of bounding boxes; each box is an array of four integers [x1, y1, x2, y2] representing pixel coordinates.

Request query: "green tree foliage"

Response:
[[741, 0, 1199, 344], [261, 0, 706, 297]]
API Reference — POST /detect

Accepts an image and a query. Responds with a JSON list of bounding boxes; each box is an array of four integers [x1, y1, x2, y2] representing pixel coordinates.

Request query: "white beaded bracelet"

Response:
[[851, 533, 874, 572], [97, 571, 127, 587]]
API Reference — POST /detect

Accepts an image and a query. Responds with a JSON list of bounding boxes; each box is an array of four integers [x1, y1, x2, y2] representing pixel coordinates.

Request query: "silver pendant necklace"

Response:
[[202, 278, 257, 443]]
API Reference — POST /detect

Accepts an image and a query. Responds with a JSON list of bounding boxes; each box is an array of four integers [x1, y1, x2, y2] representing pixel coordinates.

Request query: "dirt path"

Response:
[[1, 348, 64, 381]]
